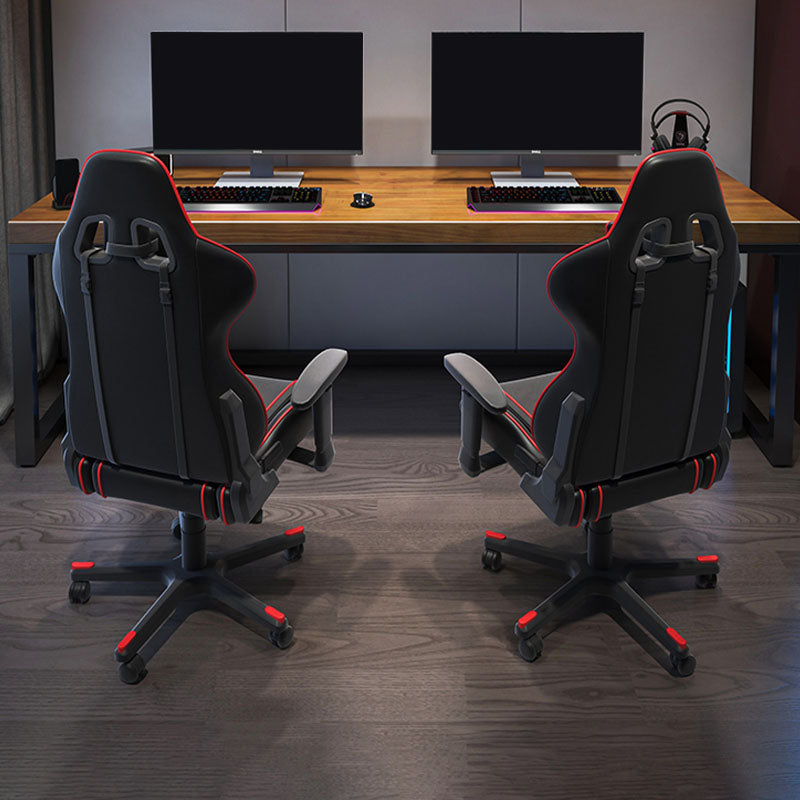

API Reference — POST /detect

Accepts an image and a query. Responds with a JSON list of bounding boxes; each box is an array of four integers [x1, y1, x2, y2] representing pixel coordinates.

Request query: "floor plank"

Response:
[[0, 365, 798, 800]]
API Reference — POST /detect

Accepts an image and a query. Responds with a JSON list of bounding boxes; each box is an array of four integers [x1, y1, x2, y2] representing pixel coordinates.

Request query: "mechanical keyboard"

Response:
[[176, 185, 322, 212], [467, 185, 622, 212]]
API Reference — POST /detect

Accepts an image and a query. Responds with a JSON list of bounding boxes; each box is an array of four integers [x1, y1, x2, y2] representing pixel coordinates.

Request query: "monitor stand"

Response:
[[216, 154, 304, 188], [491, 154, 578, 187]]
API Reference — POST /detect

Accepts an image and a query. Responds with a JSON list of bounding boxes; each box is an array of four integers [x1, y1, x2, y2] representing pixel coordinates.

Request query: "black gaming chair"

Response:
[[54, 149, 348, 683], [445, 149, 738, 676]]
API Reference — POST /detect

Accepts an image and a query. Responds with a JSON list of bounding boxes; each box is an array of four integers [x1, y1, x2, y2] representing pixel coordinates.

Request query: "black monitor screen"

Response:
[[151, 32, 363, 152], [432, 32, 644, 153]]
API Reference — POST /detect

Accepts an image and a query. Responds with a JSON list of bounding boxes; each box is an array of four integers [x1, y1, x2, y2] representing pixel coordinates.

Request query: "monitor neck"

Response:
[[491, 153, 577, 187], [216, 153, 305, 188]]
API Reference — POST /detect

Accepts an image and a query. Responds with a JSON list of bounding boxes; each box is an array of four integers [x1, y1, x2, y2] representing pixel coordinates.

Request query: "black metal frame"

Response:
[[68, 511, 305, 684], [7, 241, 798, 467], [482, 517, 720, 676]]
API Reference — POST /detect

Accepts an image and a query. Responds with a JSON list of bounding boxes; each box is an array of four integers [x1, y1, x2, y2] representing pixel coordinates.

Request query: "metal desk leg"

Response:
[[727, 281, 747, 435], [743, 255, 799, 466], [8, 250, 65, 466]]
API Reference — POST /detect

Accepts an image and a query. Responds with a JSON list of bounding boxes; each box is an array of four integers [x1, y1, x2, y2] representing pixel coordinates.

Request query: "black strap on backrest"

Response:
[[613, 231, 702, 479], [641, 237, 694, 258], [79, 246, 116, 463], [614, 263, 647, 479], [104, 238, 160, 259], [681, 245, 719, 459], [157, 262, 189, 479]]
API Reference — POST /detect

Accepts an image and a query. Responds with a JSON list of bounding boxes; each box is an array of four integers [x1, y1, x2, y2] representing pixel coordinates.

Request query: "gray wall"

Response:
[[52, 0, 756, 351]]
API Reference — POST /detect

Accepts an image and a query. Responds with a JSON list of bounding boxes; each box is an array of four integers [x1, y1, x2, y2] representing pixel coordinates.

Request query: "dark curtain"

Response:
[[0, 0, 59, 423]]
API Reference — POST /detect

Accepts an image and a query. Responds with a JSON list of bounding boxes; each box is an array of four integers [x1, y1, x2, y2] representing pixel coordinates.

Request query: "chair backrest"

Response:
[[53, 149, 267, 485], [531, 149, 739, 487]]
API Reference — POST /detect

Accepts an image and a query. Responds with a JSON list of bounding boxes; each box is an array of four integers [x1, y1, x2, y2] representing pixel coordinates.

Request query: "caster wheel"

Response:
[[68, 580, 91, 604], [249, 509, 264, 524], [171, 517, 181, 540], [269, 625, 294, 649], [481, 549, 503, 572], [670, 651, 696, 677], [283, 544, 304, 562], [118, 654, 148, 685], [518, 633, 544, 663], [695, 573, 717, 589]]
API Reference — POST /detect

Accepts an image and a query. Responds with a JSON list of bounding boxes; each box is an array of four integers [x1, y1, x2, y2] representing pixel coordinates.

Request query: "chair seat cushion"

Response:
[[501, 372, 558, 431], [247, 374, 296, 449]]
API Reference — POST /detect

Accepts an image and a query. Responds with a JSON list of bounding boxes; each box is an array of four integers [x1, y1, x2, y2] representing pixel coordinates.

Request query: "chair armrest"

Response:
[[291, 348, 348, 410], [443, 352, 507, 414]]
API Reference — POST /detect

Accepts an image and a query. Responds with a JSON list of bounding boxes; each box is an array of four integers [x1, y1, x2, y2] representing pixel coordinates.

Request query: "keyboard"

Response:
[[176, 185, 322, 212], [467, 185, 622, 212]]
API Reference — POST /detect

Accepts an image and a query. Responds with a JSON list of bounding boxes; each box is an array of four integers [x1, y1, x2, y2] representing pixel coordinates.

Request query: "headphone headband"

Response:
[[650, 98, 711, 137], [649, 98, 711, 152]]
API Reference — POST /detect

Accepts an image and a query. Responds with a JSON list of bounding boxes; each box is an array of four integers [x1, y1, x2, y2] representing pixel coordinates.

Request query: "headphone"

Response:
[[650, 98, 710, 152]]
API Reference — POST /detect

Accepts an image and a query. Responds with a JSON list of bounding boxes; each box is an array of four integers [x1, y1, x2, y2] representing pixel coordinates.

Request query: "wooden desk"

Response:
[[7, 165, 800, 466]]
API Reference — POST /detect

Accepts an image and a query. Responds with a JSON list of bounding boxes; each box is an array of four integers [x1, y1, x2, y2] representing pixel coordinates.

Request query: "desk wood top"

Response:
[[8, 165, 800, 248]]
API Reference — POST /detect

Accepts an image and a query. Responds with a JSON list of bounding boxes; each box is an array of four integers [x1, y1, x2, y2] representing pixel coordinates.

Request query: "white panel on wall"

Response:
[[286, 0, 519, 166], [521, 0, 756, 184], [227, 255, 289, 349], [288, 254, 517, 350], [51, 0, 285, 161]]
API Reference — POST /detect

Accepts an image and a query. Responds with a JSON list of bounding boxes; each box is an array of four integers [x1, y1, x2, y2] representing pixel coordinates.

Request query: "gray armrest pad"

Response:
[[443, 352, 507, 414], [291, 348, 349, 409]]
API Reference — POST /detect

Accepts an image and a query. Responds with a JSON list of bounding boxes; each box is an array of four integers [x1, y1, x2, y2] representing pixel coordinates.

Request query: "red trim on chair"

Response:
[[518, 610, 538, 628], [264, 606, 286, 624], [77, 457, 90, 494], [95, 461, 106, 498], [696, 554, 719, 563], [528, 148, 721, 447], [284, 526, 305, 537], [71, 561, 95, 569], [199, 483, 209, 521], [689, 458, 700, 493], [219, 486, 229, 526], [703, 453, 718, 489], [594, 485, 604, 522], [265, 380, 297, 418], [504, 411, 540, 451], [573, 489, 586, 527], [485, 530, 507, 540], [78, 149, 269, 444], [666, 627, 687, 650], [504, 392, 532, 419], [117, 630, 137, 653], [261, 405, 294, 445]]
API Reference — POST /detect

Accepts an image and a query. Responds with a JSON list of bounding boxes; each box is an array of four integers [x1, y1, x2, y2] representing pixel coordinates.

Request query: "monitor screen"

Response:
[[151, 32, 363, 153], [431, 32, 644, 153]]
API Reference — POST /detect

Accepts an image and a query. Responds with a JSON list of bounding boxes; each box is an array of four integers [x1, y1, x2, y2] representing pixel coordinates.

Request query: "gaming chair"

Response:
[[445, 148, 739, 676], [54, 149, 348, 683]]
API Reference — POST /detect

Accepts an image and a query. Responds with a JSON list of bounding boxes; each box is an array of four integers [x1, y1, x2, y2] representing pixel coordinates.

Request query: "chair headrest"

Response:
[[68, 149, 187, 245]]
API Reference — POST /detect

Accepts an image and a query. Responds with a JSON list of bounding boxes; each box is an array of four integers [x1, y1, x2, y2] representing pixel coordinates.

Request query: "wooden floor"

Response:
[[1, 366, 799, 800]]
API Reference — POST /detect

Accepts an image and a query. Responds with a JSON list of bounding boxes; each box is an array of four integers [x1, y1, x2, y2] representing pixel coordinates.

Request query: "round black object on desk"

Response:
[[351, 192, 374, 208]]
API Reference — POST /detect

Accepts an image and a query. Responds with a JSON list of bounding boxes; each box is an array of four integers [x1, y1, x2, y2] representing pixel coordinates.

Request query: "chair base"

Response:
[[69, 512, 306, 684], [483, 516, 720, 676]]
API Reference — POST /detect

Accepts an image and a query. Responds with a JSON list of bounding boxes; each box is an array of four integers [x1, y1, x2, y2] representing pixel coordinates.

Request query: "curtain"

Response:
[[0, 0, 59, 424]]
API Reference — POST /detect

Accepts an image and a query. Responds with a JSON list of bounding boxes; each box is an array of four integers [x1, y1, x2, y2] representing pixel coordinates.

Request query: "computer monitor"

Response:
[[431, 32, 644, 186], [151, 31, 363, 187]]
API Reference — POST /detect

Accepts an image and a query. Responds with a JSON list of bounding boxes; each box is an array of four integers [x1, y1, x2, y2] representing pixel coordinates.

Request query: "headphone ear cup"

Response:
[[688, 136, 706, 150], [653, 134, 671, 152]]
